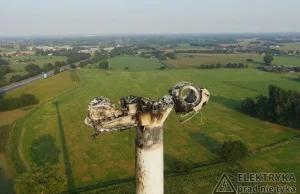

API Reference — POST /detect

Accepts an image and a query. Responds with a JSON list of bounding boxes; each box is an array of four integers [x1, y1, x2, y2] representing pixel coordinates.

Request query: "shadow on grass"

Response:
[[189, 132, 222, 156], [63, 176, 135, 194], [164, 154, 193, 173], [0, 125, 10, 153], [0, 125, 15, 194], [30, 135, 60, 166], [210, 95, 241, 109], [53, 102, 75, 192], [0, 167, 14, 194]]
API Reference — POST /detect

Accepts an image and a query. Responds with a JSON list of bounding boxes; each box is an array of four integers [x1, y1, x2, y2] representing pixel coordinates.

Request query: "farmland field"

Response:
[[165, 53, 300, 69], [277, 42, 300, 51], [7, 55, 67, 71], [109, 56, 163, 70], [10, 67, 300, 192]]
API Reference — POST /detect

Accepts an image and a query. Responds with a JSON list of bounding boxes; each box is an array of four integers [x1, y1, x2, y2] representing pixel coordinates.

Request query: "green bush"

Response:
[[54, 67, 60, 75], [14, 163, 66, 194], [221, 140, 248, 162], [99, 60, 109, 69]]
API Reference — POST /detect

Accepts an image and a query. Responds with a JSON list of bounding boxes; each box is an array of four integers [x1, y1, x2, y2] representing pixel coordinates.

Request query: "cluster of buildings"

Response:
[[78, 44, 121, 53], [30, 45, 73, 51], [78, 46, 100, 53]]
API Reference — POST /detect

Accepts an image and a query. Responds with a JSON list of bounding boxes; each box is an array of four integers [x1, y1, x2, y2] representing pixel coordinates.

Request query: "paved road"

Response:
[[1, 58, 91, 93]]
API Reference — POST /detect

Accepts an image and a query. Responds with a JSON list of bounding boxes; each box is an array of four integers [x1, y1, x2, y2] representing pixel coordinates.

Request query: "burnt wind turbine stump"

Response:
[[84, 82, 210, 194]]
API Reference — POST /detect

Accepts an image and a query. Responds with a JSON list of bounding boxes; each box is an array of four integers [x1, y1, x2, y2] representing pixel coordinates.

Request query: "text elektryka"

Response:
[[237, 173, 296, 183]]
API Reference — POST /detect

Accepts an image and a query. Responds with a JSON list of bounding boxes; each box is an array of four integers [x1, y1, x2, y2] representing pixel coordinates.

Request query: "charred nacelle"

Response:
[[169, 82, 210, 114], [84, 82, 210, 138]]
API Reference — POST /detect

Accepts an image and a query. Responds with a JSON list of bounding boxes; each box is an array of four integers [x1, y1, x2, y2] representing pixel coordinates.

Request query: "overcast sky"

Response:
[[1, 0, 300, 36]]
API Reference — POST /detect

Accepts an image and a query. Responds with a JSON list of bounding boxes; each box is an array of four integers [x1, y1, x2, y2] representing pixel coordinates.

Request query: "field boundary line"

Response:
[[250, 135, 300, 156], [159, 60, 170, 69], [222, 80, 268, 94]]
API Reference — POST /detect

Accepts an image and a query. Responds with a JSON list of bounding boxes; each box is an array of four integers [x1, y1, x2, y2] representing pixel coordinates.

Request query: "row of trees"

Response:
[[110, 47, 135, 57], [140, 51, 177, 60], [198, 63, 222, 69], [0, 93, 39, 111], [0, 59, 12, 81], [35, 49, 90, 64], [225, 63, 248, 68], [241, 85, 300, 129], [198, 63, 248, 69], [10, 61, 66, 83], [90, 51, 109, 64], [174, 49, 234, 54]]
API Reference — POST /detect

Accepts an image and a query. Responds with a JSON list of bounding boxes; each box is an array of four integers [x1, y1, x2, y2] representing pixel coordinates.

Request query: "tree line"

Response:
[[241, 85, 300, 129], [0, 58, 12, 81], [0, 93, 39, 111], [197, 63, 248, 69], [140, 51, 177, 60], [35, 49, 90, 64], [10, 61, 66, 83], [174, 49, 234, 54], [109, 46, 136, 57]]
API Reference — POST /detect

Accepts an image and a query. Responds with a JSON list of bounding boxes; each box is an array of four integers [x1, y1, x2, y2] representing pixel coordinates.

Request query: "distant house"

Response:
[[48, 53, 53, 56], [78, 50, 90, 53], [103, 47, 114, 52]]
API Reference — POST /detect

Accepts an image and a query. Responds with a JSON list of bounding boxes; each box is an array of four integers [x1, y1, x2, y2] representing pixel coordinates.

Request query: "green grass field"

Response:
[[241, 140, 300, 189], [82, 163, 254, 194], [108, 56, 163, 70], [7, 56, 67, 71], [165, 53, 300, 69], [11, 67, 299, 192]]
